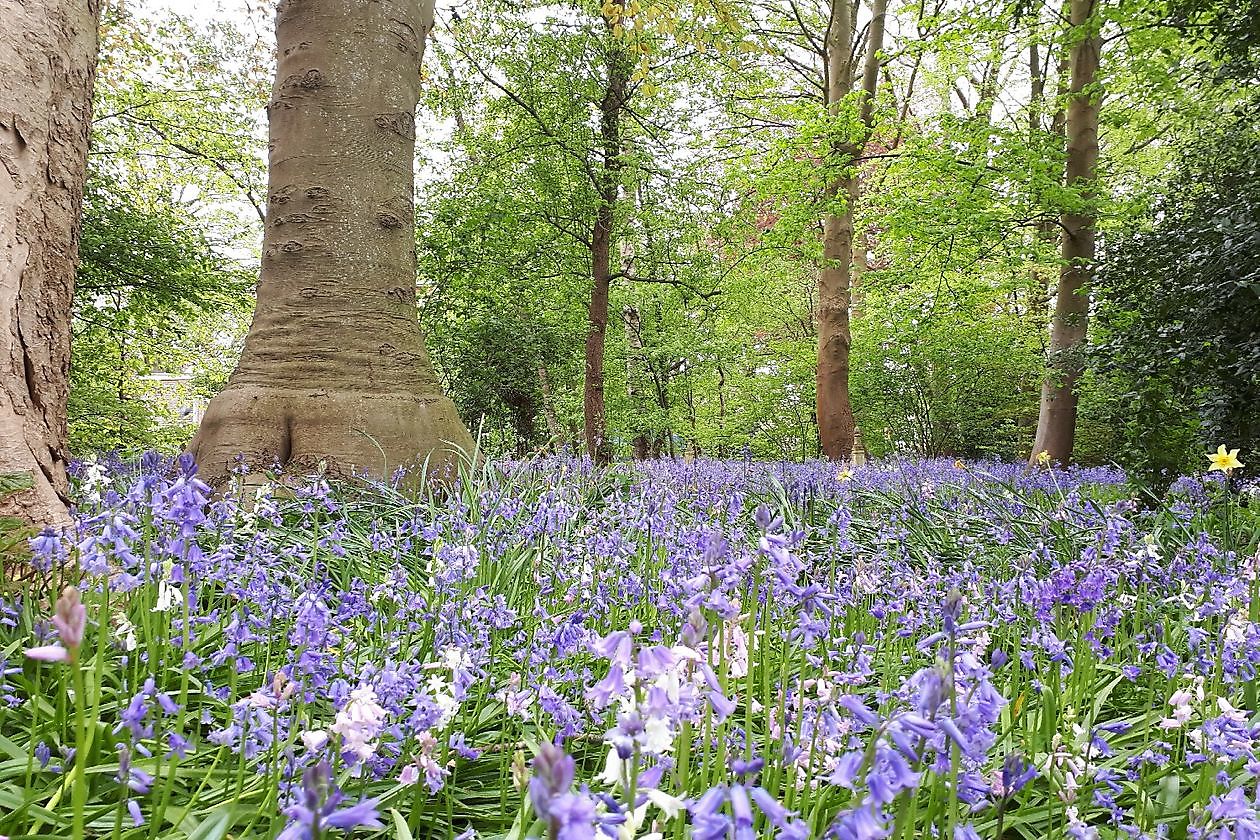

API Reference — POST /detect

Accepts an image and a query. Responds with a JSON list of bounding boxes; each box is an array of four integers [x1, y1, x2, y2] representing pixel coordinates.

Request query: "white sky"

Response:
[[146, 0, 268, 32]]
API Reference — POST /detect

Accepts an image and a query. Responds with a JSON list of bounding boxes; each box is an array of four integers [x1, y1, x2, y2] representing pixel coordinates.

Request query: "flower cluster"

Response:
[[0, 452, 1256, 840]]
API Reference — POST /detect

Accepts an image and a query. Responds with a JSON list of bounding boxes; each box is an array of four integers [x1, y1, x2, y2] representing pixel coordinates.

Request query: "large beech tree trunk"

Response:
[[191, 0, 473, 484], [1030, 0, 1100, 465], [0, 0, 100, 524], [582, 33, 627, 467], [816, 0, 886, 461]]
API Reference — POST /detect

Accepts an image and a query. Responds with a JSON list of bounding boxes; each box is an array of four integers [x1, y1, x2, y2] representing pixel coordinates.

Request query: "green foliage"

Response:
[[1089, 109, 1260, 480], [71, 182, 250, 454], [0, 472, 35, 498], [851, 279, 1042, 459], [417, 180, 589, 452], [92, 2, 268, 228], [419, 3, 731, 457], [69, 1, 264, 456], [68, 0, 1258, 471]]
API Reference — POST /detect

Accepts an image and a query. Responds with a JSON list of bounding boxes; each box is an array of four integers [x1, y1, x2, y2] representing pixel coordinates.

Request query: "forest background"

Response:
[[76, 0, 1260, 483]]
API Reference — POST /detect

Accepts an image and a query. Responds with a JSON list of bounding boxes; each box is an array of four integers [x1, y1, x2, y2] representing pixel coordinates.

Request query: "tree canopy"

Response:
[[60, 0, 1260, 476]]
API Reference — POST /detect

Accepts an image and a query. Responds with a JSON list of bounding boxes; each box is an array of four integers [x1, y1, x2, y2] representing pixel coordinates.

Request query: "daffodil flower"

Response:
[[1207, 444, 1243, 473]]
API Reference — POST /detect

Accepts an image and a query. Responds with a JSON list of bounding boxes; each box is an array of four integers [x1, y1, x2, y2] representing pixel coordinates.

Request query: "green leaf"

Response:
[[184, 806, 234, 840], [1158, 773, 1181, 816], [0, 472, 33, 499], [390, 808, 415, 840]]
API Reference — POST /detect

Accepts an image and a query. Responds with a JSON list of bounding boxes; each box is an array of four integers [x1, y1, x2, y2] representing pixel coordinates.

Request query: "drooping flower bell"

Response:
[[276, 760, 383, 840], [25, 585, 86, 663], [529, 740, 576, 819], [942, 588, 963, 637]]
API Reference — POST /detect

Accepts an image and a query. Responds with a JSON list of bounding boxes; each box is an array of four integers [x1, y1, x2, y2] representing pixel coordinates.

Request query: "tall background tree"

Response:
[[433, 0, 730, 464], [189, 0, 474, 483], [1029, 0, 1102, 464], [817, 0, 887, 461], [0, 0, 101, 522]]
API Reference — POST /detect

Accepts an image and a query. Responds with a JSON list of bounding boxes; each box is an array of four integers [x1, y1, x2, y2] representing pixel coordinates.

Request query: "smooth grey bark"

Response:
[[190, 0, 474, 484]]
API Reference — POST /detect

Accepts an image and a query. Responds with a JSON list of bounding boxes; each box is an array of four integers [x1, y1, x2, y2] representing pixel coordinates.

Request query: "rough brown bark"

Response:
[[582, 31, 628, 467], [0, 0, 100, 524], [585, 212, 613, 464], [817, 0, 886, 462], [1030, 0, 1101, 465], [190, 0, 473, 484]]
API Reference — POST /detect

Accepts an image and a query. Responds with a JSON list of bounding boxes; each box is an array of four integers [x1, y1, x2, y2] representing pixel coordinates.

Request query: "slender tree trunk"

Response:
[[652, 367, 670, 459], [817, 0, 886, 461], [583, 33, 627, 467], [1030, 0, 1101, 465], [537, 365, 563, 448], [858, 0, 889, 129], [1023, 26, 1070, 441], [190, 0, 472, 484], [816, 0, 857, 462], [586, 204, 614, 465], [622, 304, 652, 460], [0, 0, 100, 524]]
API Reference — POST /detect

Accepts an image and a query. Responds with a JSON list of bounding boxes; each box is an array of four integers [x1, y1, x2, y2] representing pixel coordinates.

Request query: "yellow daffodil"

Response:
[[953, 459, 965, 470], [1035, 450, 1052, 467], [1207, 445, 1243, 474]]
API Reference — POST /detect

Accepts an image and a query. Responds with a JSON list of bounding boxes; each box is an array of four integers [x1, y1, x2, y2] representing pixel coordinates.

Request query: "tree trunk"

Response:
[[684, 376, 699, 460], [817, 0, 886, 461], [0, 0, 100, 524], [190, 0, 473, 485], [1030, 0, 1101, 465], [537, 364, 563, 448], [582, 32, 627, 467], [585, 204, 614, 465], [622, 304, 651, 460], [715, 362, 727, 458], [651, 366, 670, 458]]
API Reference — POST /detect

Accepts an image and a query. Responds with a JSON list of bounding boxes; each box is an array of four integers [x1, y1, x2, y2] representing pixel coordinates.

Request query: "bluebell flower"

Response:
[[544, 792, 598, 840], [998, 752, 1036, 796], [529, 741, 576, 820], [829, 801, 890, 840], [276, 760, 383, 840]]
